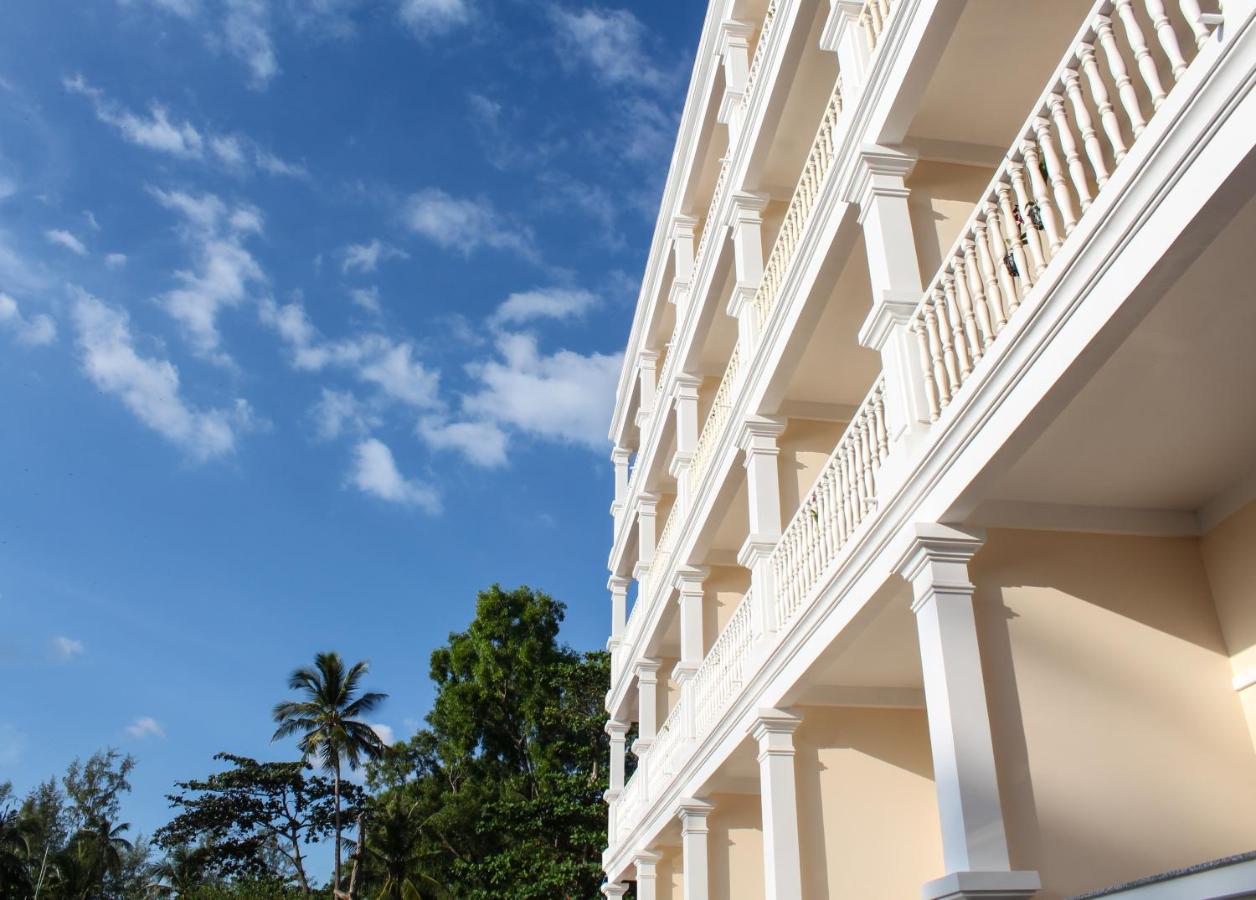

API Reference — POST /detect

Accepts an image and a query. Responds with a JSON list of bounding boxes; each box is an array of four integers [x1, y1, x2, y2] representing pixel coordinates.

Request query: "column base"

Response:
[[922, 870, 1040, 900]]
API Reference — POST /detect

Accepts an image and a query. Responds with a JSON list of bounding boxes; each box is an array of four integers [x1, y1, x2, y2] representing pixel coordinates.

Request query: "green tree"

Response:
[[153, 753, 363, 894], [367, 585, 609, 899], [272, 653, 387, 900]]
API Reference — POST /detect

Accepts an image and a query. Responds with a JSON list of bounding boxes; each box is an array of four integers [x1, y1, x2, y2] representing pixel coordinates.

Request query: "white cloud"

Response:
[[311, 388, 377, 440], [463, 331, 620, 449], [120, 0, 198, 17], [45, 228, 88, 256], [126, 716, 165, 739], [0, 230, 47, 293], [417, 417, 508, 468], [371, 723, 396, 746], [51, 636, 84, 661], [403, 189, 536, 260], [260, 299, 442, 409], [71, 287, 254, 460], [0, 175, 16, 202], [84, 211, 102, 231], [105, 253, 128, 269], [64, 75, 303, 175], [223, 0, 278, 88], [398, 0, 471, 36], [0, 293, 57, 346], [549, 6, 669, 90], [491, 287, 596, 327], [151, 188, 266, 364], [342, 239, 409, 274], [349, 438, 440, 511], [349, 285, 381, 315]]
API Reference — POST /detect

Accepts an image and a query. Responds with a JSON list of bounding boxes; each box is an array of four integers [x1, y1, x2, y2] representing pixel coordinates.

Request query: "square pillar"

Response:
[[633, 659, 662, 755], [820, 1, 871, 92], [717, 21, 754, 143], [739, 416, 786, 636], [637, 493, 660, 566], [727, 191, 771, 347], [678, 798, 714, 900], [636, 350, 660, 430], [673, 566, 708, 684], [607, 575, 631, 680], [751, 709, 803, 900], [633, 851, 661, 900], [611, 446, 632, 523], [607, 719, 630, 794], [896, 523, 1040, 900], [600, 882, 628, 899], [671, 375, 701, 513]]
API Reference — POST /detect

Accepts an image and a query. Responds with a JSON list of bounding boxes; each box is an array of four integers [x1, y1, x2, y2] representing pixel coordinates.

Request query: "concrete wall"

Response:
[[778, 417, 847, 529], [653, 844, 683, 900], [971, 527, 1256, 899], [707, 792, 763, 900], [905, 160, 995, 281], [704, 565, 751, 650], [795, 705, 944, 899], [1201, 499, 1256, 748]]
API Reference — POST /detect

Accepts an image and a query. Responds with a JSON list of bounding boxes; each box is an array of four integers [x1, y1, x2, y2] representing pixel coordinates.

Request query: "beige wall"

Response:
[[971, 527, 1256, 899], [795, 705, 944, 899], [708, 792, 763, 900], [778, 418, 847, 528], [704, 565, 751, 652], [905, 160, 994, 281], [1200, 499, 1256, 747], [653, 844, 683, 900]]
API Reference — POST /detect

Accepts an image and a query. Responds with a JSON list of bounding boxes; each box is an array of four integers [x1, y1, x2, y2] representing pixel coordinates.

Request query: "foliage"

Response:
[[153, 753, 364, 894], [364, 585, 609, 899], [273, 652, 387, 899]]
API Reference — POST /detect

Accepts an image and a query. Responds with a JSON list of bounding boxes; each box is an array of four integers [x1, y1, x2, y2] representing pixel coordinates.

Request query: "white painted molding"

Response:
[[1234, 668, 1256, 693], [971, 500, 1203, 537], [1198, 464, 1256, 533], [772, 399, 858, 422], [902, 137, 1007, 168]]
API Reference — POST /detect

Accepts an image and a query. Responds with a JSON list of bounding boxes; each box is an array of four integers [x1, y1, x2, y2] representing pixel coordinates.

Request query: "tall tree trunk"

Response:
[[345, 812, 365, 900], [333, 757, 343, 898]]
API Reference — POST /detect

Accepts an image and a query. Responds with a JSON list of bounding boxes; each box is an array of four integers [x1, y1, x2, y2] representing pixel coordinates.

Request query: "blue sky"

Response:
[[0, 0, 700, 849]]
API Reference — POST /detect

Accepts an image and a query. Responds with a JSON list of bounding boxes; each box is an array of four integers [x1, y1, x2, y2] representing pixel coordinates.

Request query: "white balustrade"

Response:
[[908, 0, 1218, 422], [752, 76, 845, 329], [740, 1, 778, 114], [687, 342, 742, 497], [859, 0, 898, 52], [772, 377, 889, 626], [692, 590, 756, 737], [644, 504, 679, 610], [617, 762, 648, 843], [651, 690, 690, 784]]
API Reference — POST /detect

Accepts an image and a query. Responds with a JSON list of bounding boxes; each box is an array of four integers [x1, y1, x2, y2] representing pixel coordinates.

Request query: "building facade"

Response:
[[600, 1, 1256, 898]]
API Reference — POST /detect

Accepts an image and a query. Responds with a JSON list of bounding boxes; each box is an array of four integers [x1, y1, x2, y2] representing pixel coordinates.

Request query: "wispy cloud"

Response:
[[71, 287, 256, 460], [404, 189, 536, 260], [342, 239, 409, 274], [349, 285, 381, 315], [151, 187, 267, 365], [105, 253, 128, 269], [51, 636, 85, 662], [417, 417, 508, 468], [0, 293, 56, 346], [490, 287, 597, 327], [349, 438, 440, 512], [548, 6, 671, 91], [311, 388, 378, 440], [398, 0, 471, 37], [126, 716, 165, 739], [222, 0, 278, 88], [45, 228, 88, 256], [64, 75, 304, 176]]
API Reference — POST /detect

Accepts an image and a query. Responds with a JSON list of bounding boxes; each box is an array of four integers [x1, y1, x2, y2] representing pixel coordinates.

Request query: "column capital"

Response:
[[751, 708, 802, 745], [670, 214, 699, 243], [726, 283, 759, 321], [673, 565, 709, 594], [727, 190, 771, 226], [857, 289, 924, 351], [672, 372, 702, 403], [737, 535, 776, 568], [638, 349, 660, 369], [607, 574, 632, 592], [853, 144, 918, 219], [633, 849, 662, 872], [611, 445, 633, 465], [637, 492, 661, 515], [603, 787, 622, 805], [677, 797, 714, 833], [635, 658, 662, 682], [600, 882, 629, 899], [717, 18, 755, 56], [738, 415, 787, 455], [668, 450, 694, 480], [605, 719, 631, 739], [895, 523, 985, 613], [632, 559, 651, 582], [821, 0, 867, 52]]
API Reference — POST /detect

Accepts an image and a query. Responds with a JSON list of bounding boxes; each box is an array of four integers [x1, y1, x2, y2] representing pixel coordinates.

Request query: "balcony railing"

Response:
[[740, 0, 779, 115], [772, 377, 888, 627], [859, 0, 899, 52], [753, 75, 845, 328], [909, 0, 1219, 421], [687, 341, 742, 496]]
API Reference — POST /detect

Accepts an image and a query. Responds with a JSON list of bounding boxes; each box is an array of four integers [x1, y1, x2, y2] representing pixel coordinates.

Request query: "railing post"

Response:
[[633, 659, 662, 757], [738, 416, 787, 637], [610, 446, 631, 527], [635, 350, 660, 433], [717, 20, 756, 145], [678, 799, 715, 900], [673, 566, 709, 685], [604, 718, 630, 846], [821, 1, 871, 93], [671, 375, 702, 513], [752, 709, 804, 900], [727, 191, 771, 348], [607, 575, 630, 679], [633, 851, 662, 900]]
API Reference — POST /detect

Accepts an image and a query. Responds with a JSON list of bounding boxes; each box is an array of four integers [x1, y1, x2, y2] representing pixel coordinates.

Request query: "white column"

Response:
[[634, 851, 661, 900], [717, 20, 755, 144], [820, 1, 871, 92], [636, 350, 660, 431], [605, 719, 630, 844], [634, 659, 661, 756], [726, 191, 770, 348], [671, 215, 699, 287], [671, 375, 701, 513], [607, 575, 630, 679], [600, 881, 628, 899], [896, 524, 1040, 900], [737, 416, 786, 636], [678, 798, 714, 900], [611, 446, 631, 523], [672, 566, 708, 684], [751, 709, 803, 900], [637, 493, 660, 566], [856, 146, 932, 454]]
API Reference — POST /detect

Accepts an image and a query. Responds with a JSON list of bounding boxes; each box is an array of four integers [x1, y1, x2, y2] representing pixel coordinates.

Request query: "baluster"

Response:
[[1047, 94, 1093, 212], [877, 0, 891, 18], [818, 471, 834, 558], [860, 10, 876, 50], [1077, 42, 1129, 165], [938, 276, 973, 379], [953, 256, 992, 351], [872, 389, 889, 461], [1019, 141, 1064, 254], [1114, 1, 1168, 109], [858, 420, 876, 510], [911, 319, 942, 421], [945, 269, 979, 362], [972, 222, 1008, 333], [1031, 118, 1079, 236], [1144, 0, 1188, 80], [834, 450, 851, 543], [867, 3, 883, 40], [984, 201, 1022, 315], [1062, 68, 1111, 189], [933, 287, 962, 390], [921, 299, 952, 405], [1178, 0, 1210, 49], [840, 442, 858, 535], [1095, 15, 1149, 137], [996, 183, 1035, 294]]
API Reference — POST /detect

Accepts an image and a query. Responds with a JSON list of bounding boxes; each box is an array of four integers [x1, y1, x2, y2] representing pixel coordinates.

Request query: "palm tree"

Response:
[[272, 652, 387, 899]]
